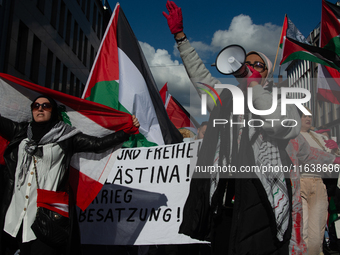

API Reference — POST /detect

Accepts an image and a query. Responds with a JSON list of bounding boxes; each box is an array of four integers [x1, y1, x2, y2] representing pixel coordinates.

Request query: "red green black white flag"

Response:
[[159, 83, 198, 136], [279, 14, 309, 49], [82, 3, 182, 146], [317, 0, 340, 104], [280, 37, 340, 70], [0, 73, 138, 211]]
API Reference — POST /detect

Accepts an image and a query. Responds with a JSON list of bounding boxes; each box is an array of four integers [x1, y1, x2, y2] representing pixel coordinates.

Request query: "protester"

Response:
[[286, 132, 340, 254], [299, 113, 340, 255], [163, 1, 301, 254], [178, 128, 196, 142], [0, 95, 139, 255], [314, 126, 340, 253], [195, 121, 208, 140]]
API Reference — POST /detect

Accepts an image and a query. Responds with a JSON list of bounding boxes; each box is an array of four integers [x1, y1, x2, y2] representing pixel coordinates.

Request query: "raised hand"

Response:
[[162, 1, 183, 34]]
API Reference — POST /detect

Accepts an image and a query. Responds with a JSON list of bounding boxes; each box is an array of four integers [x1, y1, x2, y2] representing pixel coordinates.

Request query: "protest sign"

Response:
[[78, 140, 205, 245]]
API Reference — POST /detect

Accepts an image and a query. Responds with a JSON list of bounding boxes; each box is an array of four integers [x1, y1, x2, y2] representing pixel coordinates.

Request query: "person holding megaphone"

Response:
[[163, 1, 301, 255]]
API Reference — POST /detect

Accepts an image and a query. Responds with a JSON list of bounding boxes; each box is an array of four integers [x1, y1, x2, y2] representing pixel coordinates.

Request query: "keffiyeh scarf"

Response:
[[17, 121, 80, 188]]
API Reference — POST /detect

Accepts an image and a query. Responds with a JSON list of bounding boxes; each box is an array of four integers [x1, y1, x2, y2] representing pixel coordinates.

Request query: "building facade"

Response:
[[285, 26, 340, 142], [0, 0, 111, 97]]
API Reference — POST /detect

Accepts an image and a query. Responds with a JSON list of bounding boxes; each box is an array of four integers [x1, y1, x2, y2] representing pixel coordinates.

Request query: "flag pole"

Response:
[[272, 14, 287, 75]]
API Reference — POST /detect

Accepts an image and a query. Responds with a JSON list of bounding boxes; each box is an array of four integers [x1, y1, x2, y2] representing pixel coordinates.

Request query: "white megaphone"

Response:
[[214, 45, 252, 80]]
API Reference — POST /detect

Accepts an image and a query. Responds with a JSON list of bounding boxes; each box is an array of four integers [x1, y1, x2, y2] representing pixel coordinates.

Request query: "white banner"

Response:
[[78, 140, 206, 245]]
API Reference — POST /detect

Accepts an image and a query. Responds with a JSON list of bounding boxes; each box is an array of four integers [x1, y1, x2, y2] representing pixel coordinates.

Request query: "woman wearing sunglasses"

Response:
[[163, 1, 301, 255], [0, 95, 139, 255]]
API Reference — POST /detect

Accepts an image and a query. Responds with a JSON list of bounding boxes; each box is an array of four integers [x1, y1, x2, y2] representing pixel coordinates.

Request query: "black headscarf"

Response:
[[30, 95, 60, 142]]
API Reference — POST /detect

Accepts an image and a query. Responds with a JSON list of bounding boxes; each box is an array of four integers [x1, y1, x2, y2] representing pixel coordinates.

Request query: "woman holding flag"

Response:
[[163, 1, 301, 254], [0, 95, 139, 255]]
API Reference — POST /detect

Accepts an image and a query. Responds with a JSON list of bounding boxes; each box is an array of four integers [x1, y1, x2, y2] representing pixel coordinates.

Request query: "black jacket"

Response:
[[0, 116, 130, 254], [179, 89, 292, 255]]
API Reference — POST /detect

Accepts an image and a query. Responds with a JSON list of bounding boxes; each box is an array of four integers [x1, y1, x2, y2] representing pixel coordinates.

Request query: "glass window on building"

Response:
[[50, 0, 59, 29], [37, 0, 45, 14], [329, 103, 334, 122], [81, 83, 85, 97], [92, 3, 97, 32], [65, 10, 72, 45], [86, 0, 91, 21], [30, 35, 41, 84], [97, 13, 102, 39], [72, 21, 78, 54], [58, 1, 66, 38], [81, 0, 86, 13], [78, 29, 83, 60], [45, 50, 53, 88], [15, 21, 29, 74], [83, 36, 88, 67], [62, 65, 68, 93], [90, 45, 94, 68], [75, 78, 80, 97], [321, 103, 326, 125], [70, 72, 75, 96], [54, 58, 61, 91]]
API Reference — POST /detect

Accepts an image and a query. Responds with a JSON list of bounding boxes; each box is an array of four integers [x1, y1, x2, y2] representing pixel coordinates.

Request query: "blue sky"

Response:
[[107, 0, 328, 123]]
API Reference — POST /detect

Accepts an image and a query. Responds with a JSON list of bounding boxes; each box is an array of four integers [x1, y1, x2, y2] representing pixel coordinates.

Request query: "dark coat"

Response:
[[179, 89, 293, 255], [0, 116, 130, 254]]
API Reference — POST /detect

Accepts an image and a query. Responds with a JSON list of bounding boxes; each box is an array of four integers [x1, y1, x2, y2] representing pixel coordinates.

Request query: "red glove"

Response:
[[163, 1, 183, 34], [325, 139, 339, 149], [247, 66, 262, 87], [334, 157, 340, 164]]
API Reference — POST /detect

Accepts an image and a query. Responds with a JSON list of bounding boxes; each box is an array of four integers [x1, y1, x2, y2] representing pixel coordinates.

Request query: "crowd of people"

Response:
[[1, 1, 340, 255], [163, 1, 340, 255]]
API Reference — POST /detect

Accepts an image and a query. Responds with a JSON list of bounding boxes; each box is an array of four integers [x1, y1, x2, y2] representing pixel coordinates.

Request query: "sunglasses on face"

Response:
[[31, 102, 53, 112], [245, 61, 267, 73]]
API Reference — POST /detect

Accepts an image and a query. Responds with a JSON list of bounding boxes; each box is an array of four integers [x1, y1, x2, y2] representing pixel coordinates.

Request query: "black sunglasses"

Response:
[[31, 102, 53, 112], [245, 61, 267, 73]]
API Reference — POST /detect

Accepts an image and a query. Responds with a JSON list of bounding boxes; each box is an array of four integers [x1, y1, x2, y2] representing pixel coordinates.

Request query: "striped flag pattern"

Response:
[[82, 3, 182, 147], [0, 73, 138, 211], [317, 0, 340, 104], [280, 37, 340, 70], [279, 14, 310, 49], [159, 83, 198, 135]]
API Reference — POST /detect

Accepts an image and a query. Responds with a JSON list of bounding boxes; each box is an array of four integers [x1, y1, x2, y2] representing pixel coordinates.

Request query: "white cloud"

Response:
[[139, 41, 194, 105], [172, 14, 284, 75], [210, 15, 282, 64]]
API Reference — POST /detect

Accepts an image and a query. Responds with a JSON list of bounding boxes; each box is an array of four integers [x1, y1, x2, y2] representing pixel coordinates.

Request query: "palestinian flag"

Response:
[[280, 37, 340, 70], [279, 14, 309, 49], [0, 73, 138, 211], [279, 15, 288, 49], [159, 83, 198, 135], [321, 0, 340, 54], [317, 0, 340, 104], [82, 3, 182, 147]]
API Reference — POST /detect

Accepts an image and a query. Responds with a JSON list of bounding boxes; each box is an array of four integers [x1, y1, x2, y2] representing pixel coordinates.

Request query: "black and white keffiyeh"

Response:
[[254, 133, 289, 241]]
